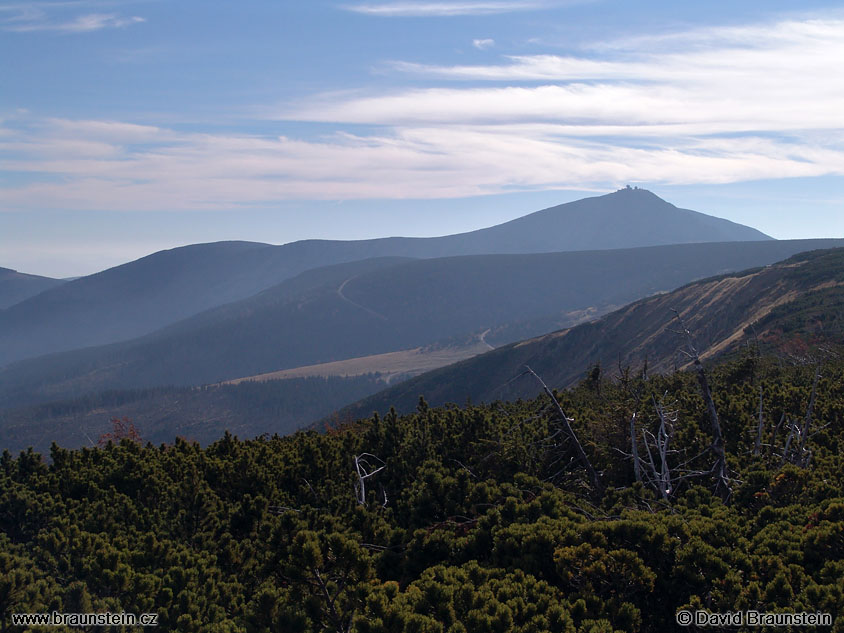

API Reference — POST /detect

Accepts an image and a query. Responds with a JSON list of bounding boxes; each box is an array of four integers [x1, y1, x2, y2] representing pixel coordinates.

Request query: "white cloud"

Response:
[[10, 12, 144, 32], [1, 15, 843, 210], [472, 38, 494, 49], [289, 17, 844, 136], [1, 115, 842, 212], [45, 118, 166, 142], [345, 1, 544, 17], [392, 19, 844, 84], [0, 2, 145, 32]]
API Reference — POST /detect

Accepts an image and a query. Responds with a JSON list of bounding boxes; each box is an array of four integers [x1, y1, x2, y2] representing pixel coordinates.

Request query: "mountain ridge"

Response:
[[3, 245, 842, 456], [0, 189, 768, 367], [2, 238, 840, 423], [427, 187, 771, 254], [0, 266, 66, 310], [332, 246, 844, 422]]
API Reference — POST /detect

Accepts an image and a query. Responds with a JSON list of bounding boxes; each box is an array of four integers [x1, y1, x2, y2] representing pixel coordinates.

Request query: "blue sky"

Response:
[[1, 0, 843, 277]]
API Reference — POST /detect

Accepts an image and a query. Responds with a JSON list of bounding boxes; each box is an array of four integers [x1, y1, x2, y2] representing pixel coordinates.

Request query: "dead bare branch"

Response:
[[524, 365, 602, 492], [754, 386, 764, 456], [353, 453, 386, 506], [798, 363, 821, 459], [671, 309, 731, 503], [630, 412, 642, 483]]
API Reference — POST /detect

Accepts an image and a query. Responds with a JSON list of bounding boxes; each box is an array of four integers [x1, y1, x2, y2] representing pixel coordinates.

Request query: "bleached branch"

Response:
[[671, 309, 731, 503], [353, 453, 386, 506], [524, 365, 602, 492]]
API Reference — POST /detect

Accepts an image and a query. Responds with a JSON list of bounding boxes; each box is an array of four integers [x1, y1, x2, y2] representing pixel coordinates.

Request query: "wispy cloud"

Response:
[[392, 18, 844, 84], [0, 2, 145, 32], [295, 17, 844, 135], [7, 12, 144, 31], [1, 15, 843, 210], [2, 114, 842, 212], [345, 1, 544, 17], [472, 37, 494, 49]]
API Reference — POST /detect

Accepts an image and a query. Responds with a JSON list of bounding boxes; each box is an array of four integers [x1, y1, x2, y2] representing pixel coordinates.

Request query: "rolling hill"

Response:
[[0, 266, 65, 309], [0, 374, 387, 455], [335, 246, 844, 422], [0, 188, 768, 367], [2, 240, 841, 449]]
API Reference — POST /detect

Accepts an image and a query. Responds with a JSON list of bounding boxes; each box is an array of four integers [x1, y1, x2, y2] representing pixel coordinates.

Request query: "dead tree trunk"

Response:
[[652, 396, 675, 500], [672, 310, 731, 503], [769, 412, 786, 457], [754, 386, 764, 456], [798, 364, 820, 461], [525, 366, 602, 493], [353, 453, 386, 506], [630, 412, 642, 483], [694, 360, 730, 501], [781, 418, 797, 465], [618, 393, 711, 503]]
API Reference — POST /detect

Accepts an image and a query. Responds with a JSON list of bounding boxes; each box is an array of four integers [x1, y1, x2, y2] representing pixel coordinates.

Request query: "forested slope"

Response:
[[0, 374, 387, 456], [339, 247, 844, 421], [2, 351, 843, 632], [0, 188, 768, 368], [4, 239, 841, 412]]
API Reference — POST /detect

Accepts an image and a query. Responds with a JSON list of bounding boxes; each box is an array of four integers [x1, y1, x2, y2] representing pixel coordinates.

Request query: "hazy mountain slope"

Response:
[[0, 241, 277, 366], [335, 247, 844, 421], [414, 187, 771, 255], [0, 242, 422, 367], [286, 188, 770, 260], [0, 267, 66, 309], [0, 189, 767, 366], [0, 256, 410, 406], [2, 239, 838, 411], [0, 374, 387, 455]]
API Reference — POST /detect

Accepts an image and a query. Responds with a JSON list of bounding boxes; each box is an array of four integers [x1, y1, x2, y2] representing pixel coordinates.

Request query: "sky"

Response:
[[1, 0, 843, 277]]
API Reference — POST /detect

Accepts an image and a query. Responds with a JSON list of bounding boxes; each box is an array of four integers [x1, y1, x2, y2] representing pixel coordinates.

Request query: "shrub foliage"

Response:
[[2, 352, 844, 632]]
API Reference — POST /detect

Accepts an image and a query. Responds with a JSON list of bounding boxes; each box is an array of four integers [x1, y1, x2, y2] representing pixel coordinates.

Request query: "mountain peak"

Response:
[[468, 188, 770, 254], [609, 185, 663, 200]]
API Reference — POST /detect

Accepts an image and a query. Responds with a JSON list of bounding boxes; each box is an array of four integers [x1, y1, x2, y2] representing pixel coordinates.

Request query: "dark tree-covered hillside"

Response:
[[2, 352, 843, 631]]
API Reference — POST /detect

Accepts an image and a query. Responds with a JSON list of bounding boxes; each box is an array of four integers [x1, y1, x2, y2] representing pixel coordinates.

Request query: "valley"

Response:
[[1, 190, 842, 457]]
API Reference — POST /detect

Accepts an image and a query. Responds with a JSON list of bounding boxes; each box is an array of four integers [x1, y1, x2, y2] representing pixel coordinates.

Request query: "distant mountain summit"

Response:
[[434, 187, 771, 254], [0, 190, 769, 366], [270, 188, 771, 260], [4, 238, 841, 411], [302, 187, 770, 258]]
